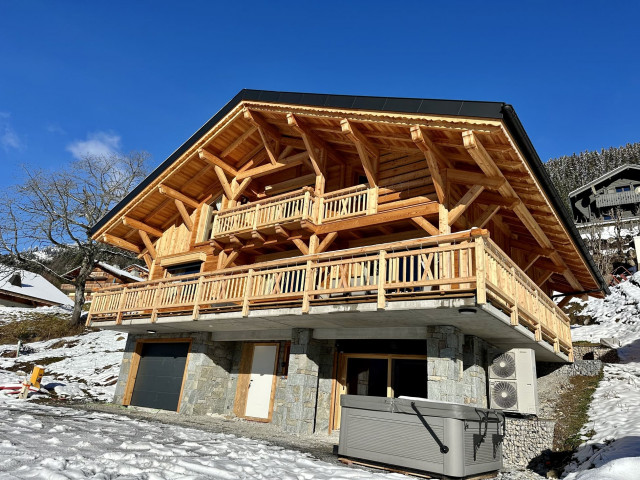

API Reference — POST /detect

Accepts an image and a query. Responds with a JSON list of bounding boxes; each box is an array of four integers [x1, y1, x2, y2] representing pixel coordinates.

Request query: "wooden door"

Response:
[[237, 343, 279, 421]]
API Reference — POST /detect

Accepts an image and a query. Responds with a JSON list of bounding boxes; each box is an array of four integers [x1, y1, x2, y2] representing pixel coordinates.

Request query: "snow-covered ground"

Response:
[[0, 398, 402, 480], [563, 273, 640, 479]]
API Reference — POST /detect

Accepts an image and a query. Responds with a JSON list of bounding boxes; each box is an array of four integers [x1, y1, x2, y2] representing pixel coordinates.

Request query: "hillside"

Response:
[[545, 142, 640, 212]]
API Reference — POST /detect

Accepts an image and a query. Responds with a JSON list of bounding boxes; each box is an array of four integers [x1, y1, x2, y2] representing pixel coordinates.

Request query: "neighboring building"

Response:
[[124, 264, 149, 280], [86, 90, 606, 436], [569, 164, 640, 225], [62, 262, 144, 299], [0, 270, 74, 308]]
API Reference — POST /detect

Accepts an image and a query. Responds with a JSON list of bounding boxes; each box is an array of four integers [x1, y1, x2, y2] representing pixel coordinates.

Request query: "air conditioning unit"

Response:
[[488, 348, 538, 415]]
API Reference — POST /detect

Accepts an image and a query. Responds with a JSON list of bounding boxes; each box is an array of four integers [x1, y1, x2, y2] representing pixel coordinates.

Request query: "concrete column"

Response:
[[280, 328, 322, 435]]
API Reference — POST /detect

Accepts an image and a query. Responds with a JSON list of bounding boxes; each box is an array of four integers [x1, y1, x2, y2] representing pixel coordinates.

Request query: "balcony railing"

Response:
[[209, 185, 377, 239], [595, 190, 640, 208], [88, 230, 573, 359]]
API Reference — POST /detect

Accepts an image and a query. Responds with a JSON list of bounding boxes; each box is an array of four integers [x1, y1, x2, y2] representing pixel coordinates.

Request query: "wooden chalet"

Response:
[[87, 90, 606, 433], [62, 262, 144, 300]]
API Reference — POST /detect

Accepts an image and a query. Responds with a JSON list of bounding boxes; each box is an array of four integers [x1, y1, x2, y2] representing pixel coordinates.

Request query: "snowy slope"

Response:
[[0, 309, 125, 400], [0, 398, 402, 480], [563, 273, 640, 479]]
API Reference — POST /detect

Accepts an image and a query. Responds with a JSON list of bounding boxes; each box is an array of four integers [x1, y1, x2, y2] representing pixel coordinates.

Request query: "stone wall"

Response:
[[503, 417, 556, 469], [573, 345, 619, 363], [538, 359, 603, 379]]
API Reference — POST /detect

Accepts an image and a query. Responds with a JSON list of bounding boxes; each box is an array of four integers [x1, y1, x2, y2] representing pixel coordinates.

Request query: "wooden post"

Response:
[[474, 236, 486, 304], [534, 289, 542, 341], [242, 270, 254, 317], [253, 204, 260, 230], [377, 250, 387, 309], [150, 282, 162, 323], [192, 276, 205, 320], [302, 260, 314, 313], [115, 288, 128, 325], [317, 196, 325, 225], [510, 266, 519, 326], [302, 190, 311, 222]]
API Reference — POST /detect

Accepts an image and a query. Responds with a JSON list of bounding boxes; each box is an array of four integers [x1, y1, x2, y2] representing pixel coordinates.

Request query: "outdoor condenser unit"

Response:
[[488, 348, 538, 415], [338, 395, 504, 478]]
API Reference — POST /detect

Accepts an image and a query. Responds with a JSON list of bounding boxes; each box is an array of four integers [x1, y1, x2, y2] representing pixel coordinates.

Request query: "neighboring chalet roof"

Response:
[[569, 164, 640, 197], [64, 262, 143, 283], [89, 89, 608, 297], [0, 270, 73, 307], [125, 264, 149, 273]]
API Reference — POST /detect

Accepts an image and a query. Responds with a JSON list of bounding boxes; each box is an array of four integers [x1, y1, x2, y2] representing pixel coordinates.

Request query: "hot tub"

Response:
[[338, 395, 504, 478]]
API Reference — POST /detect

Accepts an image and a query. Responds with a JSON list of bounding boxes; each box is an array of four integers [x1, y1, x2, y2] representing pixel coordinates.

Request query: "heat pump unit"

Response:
[[488, 348, 538, 415]]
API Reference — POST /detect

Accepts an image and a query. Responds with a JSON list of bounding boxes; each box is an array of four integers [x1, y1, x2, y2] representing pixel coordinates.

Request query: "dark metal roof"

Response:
[[89, 89, 608, 294], [569, 164, 640, 197]]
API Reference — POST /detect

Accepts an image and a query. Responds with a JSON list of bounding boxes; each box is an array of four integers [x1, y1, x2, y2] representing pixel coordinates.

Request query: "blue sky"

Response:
[[0, 1, 638, 191]]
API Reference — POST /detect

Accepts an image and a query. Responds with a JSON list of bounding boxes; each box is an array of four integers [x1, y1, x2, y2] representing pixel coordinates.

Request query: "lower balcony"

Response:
[[88, 230, 573, 362]]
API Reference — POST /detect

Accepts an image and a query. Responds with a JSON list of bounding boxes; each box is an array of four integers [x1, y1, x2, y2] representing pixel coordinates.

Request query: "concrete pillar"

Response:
[[462, 335, 488, 407], [280, 328, 322, 435]]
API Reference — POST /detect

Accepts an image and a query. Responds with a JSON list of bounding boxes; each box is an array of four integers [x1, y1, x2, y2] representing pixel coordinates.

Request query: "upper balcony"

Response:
[[204, 184, 377, 243], [595, 190, 640, 208], [87, 230, 573, 362]]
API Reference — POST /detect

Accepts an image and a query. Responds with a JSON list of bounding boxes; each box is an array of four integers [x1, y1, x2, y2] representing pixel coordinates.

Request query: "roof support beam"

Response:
[[446, 168, 505, 189], [122, 217, 163, 238], [448, 185, 485, 226], [221, 126, 258, 158], [244, 109, 281, 165], [317, 232, 338, 253], [213, 165, 233, 200], [138, 230, 157, 259], [236, 151, 309, 180], [102, 234, 141, 254], [411, 126, 446, 204], [158, 184, 199, 209], [198, 148, 238, 177], [341, 119, 378, 187], [174, 199, 193, 231], [473, 205, 500, 228]]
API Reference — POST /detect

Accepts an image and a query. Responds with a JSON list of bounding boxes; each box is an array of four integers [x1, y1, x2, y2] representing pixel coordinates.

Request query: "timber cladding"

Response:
[[122, 337, 192, 412]]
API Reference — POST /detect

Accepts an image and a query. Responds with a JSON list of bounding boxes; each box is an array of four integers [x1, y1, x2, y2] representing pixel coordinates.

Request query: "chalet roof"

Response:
[[89, 89, 609, 296], [0, 270, 74, 307], [569, 164, 640, 197], [64, 262, 144, 283]]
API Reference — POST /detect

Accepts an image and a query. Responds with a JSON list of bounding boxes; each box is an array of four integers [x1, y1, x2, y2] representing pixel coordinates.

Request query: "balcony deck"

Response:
[[88, 230, 573, 361]]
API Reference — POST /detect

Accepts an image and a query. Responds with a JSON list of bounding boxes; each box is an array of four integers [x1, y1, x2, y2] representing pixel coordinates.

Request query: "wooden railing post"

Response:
[[242, 270, 254, 317], [192, 276, 205, 320], [115, 287, 128, 325], [377, 250, 387, 309], [534, 289, 542, 341], [302, 260, 314, 313], [150, 282, 162, 323], [510, 266, 519, 326], [252, 205, 260, 230], [317, 196, 325, 225], [368, 186, 378, 214], [302, 190, 311, 222], [474, 236, 487, 304]]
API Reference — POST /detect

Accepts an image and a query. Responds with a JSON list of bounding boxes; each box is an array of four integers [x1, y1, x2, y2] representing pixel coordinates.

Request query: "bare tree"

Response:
[[0, 152, 149, 324]]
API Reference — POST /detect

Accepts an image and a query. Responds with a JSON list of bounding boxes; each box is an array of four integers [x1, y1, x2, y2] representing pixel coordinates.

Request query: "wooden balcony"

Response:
[[88, 230, 573, 360], [207, 185, 377, 240], [595, 190, 640, 208]]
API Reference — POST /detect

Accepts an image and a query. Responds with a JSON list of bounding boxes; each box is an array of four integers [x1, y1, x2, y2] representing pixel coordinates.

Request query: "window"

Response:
[[616, 186, 631, 193], [603, 215, 612, 221], [165, 262, 202, 277]]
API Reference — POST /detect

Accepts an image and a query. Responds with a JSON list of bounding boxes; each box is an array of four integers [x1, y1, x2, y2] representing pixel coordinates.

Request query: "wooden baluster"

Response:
[[510, 266, 519, 326], [253, 204, 260, 230], [378, 251, 386, 309], [534, 289, 542, 341], [192, 275, 205, 320], [150, 282, 162, 323], [302, 260, 315, 313]]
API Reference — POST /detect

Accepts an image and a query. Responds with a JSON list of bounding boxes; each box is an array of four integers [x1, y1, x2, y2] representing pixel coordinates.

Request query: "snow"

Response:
[[97, 261, 144, 282], [0, 398, 402, 479], [0, 305, 72, 326], [563, 272, 640, 479], [0, 269, 73, 307]]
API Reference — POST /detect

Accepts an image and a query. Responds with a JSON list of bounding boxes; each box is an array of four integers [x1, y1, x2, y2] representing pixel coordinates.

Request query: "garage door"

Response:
[[130, 342, 190, 411]]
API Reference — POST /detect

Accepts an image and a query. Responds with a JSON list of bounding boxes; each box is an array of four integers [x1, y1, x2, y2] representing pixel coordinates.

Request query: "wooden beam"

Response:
[[476, 191, 520, 209], [158, 184, 199, 209], [288, 114, 325, 177], [232, 177, 252, 201], [511, 241, 555, 257], [122, 217, 163, 237], [523, 254, 541, 272], [317, 232, 338, 253], [341, 119, 378, 187], [221, 126, 258, 158], [291, 238, 309, 255], [174, 199, 193, 231], [222, 250, 240, 269], [213, 165, 233, 200], [265, 173, 315, 196], [533, 259, 567, 274], [138, 230, 157, 259], [315, 202, 439, 235], [446, 168, 505, 189], [473, 205, 500, 228], [198, 148, 238, 177], [448, 185, 485, 226], [102, 234, 141, 254], [244, 109, 281, 165], [236, 151, 308, 180], [411, 217, 439, 236], [411, 126, 445, 204], [557, 295, 574, 309]]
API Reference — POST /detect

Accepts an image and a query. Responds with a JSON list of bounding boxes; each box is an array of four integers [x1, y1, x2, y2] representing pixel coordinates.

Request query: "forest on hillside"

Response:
[[545, 142, 640, 211]]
